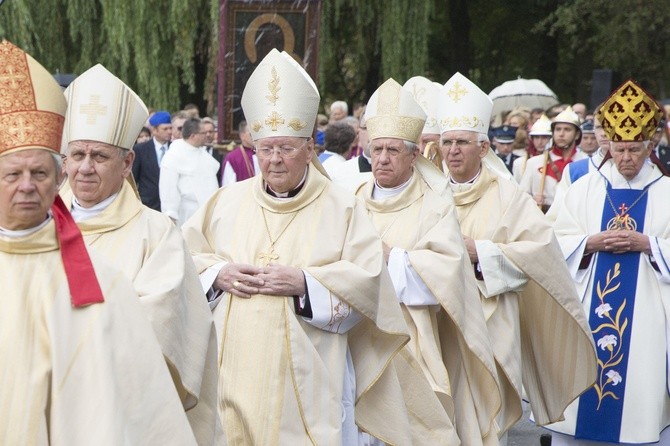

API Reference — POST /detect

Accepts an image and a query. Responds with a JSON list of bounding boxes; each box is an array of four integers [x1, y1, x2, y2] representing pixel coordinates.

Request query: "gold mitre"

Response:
[[0, 40, 66, 157], [241, 49, 319, 140], [596, 79, 662, 141], [403, 76, 441, 135], [529, 114, 552, 136], [439, 72, 492, 135], [365, 78, 426, 143], [63, 64, 148, 150]]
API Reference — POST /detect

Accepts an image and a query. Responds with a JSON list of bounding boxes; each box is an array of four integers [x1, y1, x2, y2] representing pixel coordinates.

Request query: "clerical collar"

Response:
[[450, 169, 481, 185], [71, 191, 120, 222], [0, 214, 51, 238], [265, 168, 308, 199], [605, 162, 654, 190], [372, 175, 412, 200]]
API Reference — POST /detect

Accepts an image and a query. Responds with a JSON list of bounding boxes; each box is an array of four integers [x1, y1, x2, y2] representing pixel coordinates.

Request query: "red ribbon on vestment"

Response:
[[51, 195, 105, 307]]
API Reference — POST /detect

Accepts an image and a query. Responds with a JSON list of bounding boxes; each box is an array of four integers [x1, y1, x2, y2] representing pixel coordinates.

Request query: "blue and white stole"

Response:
[[574, 178, 656, 442]]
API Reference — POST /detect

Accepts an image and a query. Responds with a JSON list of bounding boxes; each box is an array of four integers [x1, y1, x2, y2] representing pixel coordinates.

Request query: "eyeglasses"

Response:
[[254, 139, 310, 159], [441, 139, 479, 149]]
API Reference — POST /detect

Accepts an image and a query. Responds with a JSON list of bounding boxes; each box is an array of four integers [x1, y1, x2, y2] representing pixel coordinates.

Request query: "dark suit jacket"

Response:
[[498, 152, 519, 174], [206, 146, 224, 186], [132, 139, 164, 211], [657, 144, 670, 174]]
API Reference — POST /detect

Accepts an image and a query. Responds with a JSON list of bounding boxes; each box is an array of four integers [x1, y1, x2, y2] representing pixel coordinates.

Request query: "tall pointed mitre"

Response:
[[403, 76, 441, 135], [0, 40, 103, 307], [63, 64, 148, 150], [241, 49, 320, 140], [0, 40, 66, 157], [439, 72, 493, 135], [365, 78, 426, 143], [596, 79, 663, 141]]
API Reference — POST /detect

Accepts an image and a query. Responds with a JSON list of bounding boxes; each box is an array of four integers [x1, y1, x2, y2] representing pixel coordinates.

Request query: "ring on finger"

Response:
[[233, 280, 241, 288]]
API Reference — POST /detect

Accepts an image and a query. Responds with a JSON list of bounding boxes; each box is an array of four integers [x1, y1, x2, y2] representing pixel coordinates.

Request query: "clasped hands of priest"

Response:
[[585, 229, 651, 255], [215, 262, 306, 299]]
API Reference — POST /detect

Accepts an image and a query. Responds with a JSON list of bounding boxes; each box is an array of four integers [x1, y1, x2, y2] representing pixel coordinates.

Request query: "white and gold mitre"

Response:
[[63, 64, 148, 150], [241, 49, 319, 140], [439, 72, 492, 135], [403, 76, 441, 135], [365, 78, 426, 143]]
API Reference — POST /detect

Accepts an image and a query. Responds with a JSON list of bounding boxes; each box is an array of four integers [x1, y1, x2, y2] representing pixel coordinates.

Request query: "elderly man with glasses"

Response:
[[183, 49, 448, 445], [439, 73, 597, 445]]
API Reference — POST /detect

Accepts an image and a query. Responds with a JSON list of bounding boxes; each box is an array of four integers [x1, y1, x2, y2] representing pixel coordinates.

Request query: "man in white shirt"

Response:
[[159, 117, 220, 226]]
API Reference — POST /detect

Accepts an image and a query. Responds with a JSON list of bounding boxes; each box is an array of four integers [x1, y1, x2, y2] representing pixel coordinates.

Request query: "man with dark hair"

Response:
[[221, 120, 259, 185], [160, 117, 220, 226], [319, 120, 356, 174], [132, 109, 172, 211]]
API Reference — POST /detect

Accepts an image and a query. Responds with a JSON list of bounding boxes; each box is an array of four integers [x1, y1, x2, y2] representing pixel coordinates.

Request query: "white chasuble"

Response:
[[547, 163, 670, 444], [183, 166, 457, 445], [450, 164, 597, 434], [359, 170, 501, 446], [61, 180, 219, 445], [0, 221, 196, 445]]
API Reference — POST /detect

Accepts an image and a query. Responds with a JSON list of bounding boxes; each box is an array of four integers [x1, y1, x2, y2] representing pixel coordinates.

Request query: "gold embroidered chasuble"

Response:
[[60, 181, 219, 445], [0, 220, 197, 445], [359, 170, 502, 445], [183, 166, 453, 445], [450, 164, 597, 433]]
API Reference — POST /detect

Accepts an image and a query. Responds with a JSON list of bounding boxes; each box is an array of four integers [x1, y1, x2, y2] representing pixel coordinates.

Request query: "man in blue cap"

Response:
[[492, 124, 519, 173], [132, 110, 172, 211]]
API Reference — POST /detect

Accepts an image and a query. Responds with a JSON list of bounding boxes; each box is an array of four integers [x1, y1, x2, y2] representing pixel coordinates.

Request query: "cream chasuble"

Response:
[[450, 164, 597, 433], [60, 181, 219, 445], [358, 170, 502, 445], [0, 220, 197, 445], [183, 166, 453, 445]]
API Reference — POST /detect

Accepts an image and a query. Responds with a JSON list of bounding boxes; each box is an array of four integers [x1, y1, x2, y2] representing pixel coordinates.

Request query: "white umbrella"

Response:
[[489, 78, 559, 117]]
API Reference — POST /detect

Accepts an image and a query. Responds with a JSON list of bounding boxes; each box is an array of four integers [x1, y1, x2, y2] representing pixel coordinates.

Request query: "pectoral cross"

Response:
[[258, 251, 279, 266], [618, 203, 629, 215]]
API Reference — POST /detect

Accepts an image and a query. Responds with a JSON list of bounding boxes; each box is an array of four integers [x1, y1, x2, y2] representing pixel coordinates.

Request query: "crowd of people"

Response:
[[3, 38, 670, 446]]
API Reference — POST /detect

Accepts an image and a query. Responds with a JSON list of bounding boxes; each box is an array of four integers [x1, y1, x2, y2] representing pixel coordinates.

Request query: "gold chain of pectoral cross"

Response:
[[604, 188, 649, 231], [259, 208, 300, 266]]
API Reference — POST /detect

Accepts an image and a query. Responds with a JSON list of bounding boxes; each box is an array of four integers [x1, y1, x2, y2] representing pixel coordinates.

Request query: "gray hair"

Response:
[[404, 141, 419, 152], [51, 152, 63, 177], [330, 101, 348, 115]]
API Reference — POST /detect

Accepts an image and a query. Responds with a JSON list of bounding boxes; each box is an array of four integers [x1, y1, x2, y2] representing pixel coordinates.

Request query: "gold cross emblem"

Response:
[[80, 95, 108, 125], [265, 111, 285, 131], [0, 65, 27, 90], [448, 81, 468, 103], [8, 115, 35, 142], [258, 251, 279, 266]]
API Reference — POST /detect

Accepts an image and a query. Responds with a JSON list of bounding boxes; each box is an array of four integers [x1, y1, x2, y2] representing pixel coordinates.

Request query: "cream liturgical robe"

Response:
[[61, 180, 219, 445], [357, 170, 501, 446], [0, 219, 197, 445], [450, 164, 597, 434], [548, 163, 670, 444], [183, 166, 453, 445]]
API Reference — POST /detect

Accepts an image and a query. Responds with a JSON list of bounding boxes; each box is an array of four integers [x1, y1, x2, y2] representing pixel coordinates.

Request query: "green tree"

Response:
[[0, 0, 218, 111]]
